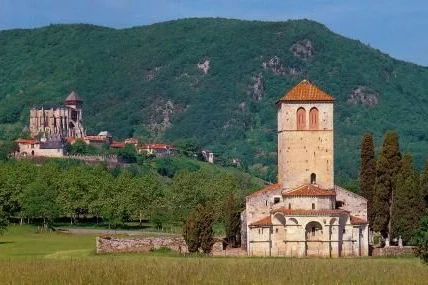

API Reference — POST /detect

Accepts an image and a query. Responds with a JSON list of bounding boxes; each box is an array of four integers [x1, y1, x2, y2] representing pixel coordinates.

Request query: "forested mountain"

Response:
[[1, 18, 428, 180]]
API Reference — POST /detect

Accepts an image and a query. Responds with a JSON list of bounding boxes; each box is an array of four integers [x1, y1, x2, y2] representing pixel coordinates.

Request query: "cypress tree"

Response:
[[359, 132, 376, 225], [224, 194, 243, 248], [372, 131, 401, 238], [182, 203, 215, 253], [199, 203, 215, 254], [391, 154, 424, 244], [183, 208, 200, 253], [421, 158, 428, 213]]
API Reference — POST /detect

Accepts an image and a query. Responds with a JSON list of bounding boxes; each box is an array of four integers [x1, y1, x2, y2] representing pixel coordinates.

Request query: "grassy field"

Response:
[[0, 225, 427, 285]]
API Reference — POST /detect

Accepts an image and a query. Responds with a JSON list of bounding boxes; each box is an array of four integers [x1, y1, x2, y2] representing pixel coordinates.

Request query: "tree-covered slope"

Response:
[[1, 18, 428, 180]]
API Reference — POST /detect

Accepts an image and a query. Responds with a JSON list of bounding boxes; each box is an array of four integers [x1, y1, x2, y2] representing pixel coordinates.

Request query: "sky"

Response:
[[0, 0, 427, 66]]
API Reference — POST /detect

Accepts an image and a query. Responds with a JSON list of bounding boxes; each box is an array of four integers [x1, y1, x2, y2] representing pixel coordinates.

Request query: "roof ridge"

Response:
[[278, 80, 334, 102]]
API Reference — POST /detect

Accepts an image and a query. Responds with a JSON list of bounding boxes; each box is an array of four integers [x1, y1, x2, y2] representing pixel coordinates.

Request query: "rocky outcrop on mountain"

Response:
[[197, 59, 210, 74], [145, 67, 161, 81], [347, 86, 379, 106], [290, 39, 314, 60], [249, 73, 264, 101], [261, 56, 301, 76], [148, 99, 186, 136]]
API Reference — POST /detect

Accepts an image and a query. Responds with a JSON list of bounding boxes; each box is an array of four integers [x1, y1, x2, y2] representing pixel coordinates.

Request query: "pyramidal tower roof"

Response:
[[278, 80, 334, 102], [65, 91, 83, 103]]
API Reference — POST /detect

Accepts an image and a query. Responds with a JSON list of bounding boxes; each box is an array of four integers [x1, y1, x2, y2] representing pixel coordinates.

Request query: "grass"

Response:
[[0, 225, 427, 284]]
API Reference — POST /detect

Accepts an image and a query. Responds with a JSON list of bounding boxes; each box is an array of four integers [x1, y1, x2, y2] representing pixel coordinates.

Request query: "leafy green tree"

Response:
[[412, 216, 428, 264], [373, 131, 401, 238], [101, 170, 132, 228], [391, 154, 424, 243], [115, 144, 137, 163], [359, 133, 376, 225], [56, 167, 90, 224], [22, 179, 60, 227], [224, 194, 242, 247], [175, 138, 201, 158]]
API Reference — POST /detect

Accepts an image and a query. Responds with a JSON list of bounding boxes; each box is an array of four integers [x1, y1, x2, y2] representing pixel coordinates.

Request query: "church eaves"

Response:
[[277, 79, 334, 102]]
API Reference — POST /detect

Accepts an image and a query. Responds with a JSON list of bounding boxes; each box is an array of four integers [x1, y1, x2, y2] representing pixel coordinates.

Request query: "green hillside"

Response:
[[1, 18, 428, 180]]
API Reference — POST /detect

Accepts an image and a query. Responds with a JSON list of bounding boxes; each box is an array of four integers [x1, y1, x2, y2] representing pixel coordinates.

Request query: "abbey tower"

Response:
[[243, 80, 368, 257], [277, 80, 334, 190]]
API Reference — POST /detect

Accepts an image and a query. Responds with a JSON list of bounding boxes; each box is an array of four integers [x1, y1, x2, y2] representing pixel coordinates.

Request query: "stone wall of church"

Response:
[[277, 102, 334, 189], [247, 214, 369, 257], [283, 196, 334, 210], [335, 186, 368, 220]]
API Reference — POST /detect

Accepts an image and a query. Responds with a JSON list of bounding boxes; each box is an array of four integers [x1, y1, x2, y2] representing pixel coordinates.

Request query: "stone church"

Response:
[[242, 80, 369, 257], [29, 91, 85, 139]]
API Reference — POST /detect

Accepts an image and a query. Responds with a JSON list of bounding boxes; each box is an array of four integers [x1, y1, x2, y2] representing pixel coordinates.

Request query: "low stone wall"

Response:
[[96, 237, 188, 254], [372, 246, 415, 257]]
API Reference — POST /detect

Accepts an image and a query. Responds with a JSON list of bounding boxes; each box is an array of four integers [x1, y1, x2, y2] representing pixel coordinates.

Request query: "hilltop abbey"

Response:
[[242, 80, 369, 257], [29, 91, 85, 138]]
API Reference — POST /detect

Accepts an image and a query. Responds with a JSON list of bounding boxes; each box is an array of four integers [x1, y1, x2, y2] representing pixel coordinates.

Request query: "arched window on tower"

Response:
[[309, 107, 319, 130], [297, 107, 306, 130], [311, 173, 316, 184]]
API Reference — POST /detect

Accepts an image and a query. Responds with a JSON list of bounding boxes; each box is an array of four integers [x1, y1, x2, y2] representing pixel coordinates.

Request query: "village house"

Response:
[[138, 144, 178, 157], [241, 80, 369, 257]]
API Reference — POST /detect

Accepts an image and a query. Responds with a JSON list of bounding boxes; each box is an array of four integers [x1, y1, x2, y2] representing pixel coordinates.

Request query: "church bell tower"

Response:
[[65, 90, 84, 138], [277, 80, 335, 190]]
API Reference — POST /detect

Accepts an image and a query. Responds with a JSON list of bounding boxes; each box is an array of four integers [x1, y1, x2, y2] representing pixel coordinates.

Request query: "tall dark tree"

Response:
[[359, 132, 376, 225], [421, 158, 428, 213], [182, 203, 215, 254], [224, 194, 242, 247], [391, 154, 424, 243], [183, 208, 200, 253], [199, 203, 215, 254], [373, 131, 401, 238]]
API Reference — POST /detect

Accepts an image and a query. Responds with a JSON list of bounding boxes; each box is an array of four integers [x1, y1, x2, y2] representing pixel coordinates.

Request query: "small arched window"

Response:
[[296, 107, 306, 130], [311, 173, 316, 184], [309, 107, 319, 130], [312, 203, 315, 210]]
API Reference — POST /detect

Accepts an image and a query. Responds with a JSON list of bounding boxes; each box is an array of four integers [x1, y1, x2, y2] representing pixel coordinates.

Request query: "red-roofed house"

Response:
[[242, 80, 368, 258], [16, 138, 65, 158], [138, 144, 177, 157]]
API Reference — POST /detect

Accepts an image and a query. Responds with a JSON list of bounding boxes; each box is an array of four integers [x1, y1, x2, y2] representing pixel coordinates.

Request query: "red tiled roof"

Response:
[[282, 184, 335, 197], [278, 80, 334, 102], [17, 139, 38, 145], [110, 141, 125, 148], [350, 215, 368, 225], [84, 136, 107, 142], [247, 183, 281, 197], [272, 208, 349, 217], [249, 216, 272, 227]]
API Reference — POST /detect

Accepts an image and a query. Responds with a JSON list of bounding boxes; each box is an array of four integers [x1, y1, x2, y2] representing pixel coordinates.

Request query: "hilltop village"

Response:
[[16, 91, 191, 161]]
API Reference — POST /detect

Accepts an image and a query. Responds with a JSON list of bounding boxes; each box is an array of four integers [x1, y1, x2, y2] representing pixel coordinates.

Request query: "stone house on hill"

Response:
[[242, 80, 369, 257]]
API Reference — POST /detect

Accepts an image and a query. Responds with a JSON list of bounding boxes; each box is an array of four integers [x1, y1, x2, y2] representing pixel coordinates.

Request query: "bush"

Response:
[[412, 216, 428, 264]]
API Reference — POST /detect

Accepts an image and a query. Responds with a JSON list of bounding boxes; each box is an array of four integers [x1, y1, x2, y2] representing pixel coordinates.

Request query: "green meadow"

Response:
[[0, 225, 427, 285]]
